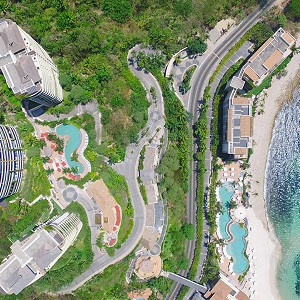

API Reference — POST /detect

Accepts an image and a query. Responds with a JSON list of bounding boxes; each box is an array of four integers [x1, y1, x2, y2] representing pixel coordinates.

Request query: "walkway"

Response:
[[58, 46, 167, 294], [38, 99, 102, 144], [162, 271, 207, 293]]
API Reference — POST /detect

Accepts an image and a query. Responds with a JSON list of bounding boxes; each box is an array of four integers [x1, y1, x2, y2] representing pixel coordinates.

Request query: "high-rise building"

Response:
[[0, 125, 24, 199], [0, 19, 63, 114], [0, 212, 82, 295]]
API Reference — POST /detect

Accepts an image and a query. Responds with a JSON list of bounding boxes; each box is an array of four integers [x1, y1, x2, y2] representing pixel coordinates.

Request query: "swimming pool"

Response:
[[226, 223, 249, 274], [219, 186, 233, 240], [218, 185, 249, 274], [56, 124, 83, 174]]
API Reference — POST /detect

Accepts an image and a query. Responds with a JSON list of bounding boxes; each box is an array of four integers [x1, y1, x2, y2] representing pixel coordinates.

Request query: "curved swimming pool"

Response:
[[56, 124, 83, 174], [218, 185, 249, 275], [219, 186, 233, 240], [226, 223, 248, 274]]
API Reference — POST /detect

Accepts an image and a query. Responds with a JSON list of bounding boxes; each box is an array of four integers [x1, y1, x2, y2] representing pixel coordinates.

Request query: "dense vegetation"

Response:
[[1, 0, 261, 163], [0, 200, 50, 261]]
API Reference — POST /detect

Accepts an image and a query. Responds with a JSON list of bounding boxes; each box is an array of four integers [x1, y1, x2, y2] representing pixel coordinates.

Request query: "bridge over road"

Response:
[[162, 271, 207, 294]]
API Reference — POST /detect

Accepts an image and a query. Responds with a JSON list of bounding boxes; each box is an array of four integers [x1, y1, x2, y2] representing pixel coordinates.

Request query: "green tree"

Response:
[[249, 22, 273, 48], [59, 73, 72, 91], [102, 0, 133, 23], [182, 223, 195, 240], [286, 0, 300, 21], [68, 85, 90, 104], [96, 65, 111, 84], [187, 37, 207, 55]]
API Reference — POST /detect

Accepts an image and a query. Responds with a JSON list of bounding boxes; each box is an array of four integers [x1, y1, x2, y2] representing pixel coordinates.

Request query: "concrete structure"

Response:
[[0, 212, 82, 295], [222, 29, 295, 159], [222, 83, 253, 159], [0, 19, 63, 114], [134, 255, 162, 280], [0, 125, 24, 199], [242, 28, 295, 86], [204, 274, 249, 300]]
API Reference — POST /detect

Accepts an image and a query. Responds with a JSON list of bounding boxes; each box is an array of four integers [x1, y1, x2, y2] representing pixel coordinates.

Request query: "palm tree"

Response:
[[229, 199, 238, 210]]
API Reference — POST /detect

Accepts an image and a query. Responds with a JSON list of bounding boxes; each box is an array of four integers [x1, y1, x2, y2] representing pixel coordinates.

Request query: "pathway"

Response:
[[162, 271, 207, 293], [38, 99, 102, 144], [58, 46, 167, 293]]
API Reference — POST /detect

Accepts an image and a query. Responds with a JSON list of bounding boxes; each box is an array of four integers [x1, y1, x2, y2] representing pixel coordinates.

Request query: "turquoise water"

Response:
[[226, 223, 248, 274], [266, 89, 300, 299], [56, 124, 83, 174], [219, 186, 233, 240], [218, 185, 249, 274]]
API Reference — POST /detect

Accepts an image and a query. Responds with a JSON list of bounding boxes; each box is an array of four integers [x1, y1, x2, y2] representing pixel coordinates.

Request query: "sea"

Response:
[[266, 88, 300, 300]]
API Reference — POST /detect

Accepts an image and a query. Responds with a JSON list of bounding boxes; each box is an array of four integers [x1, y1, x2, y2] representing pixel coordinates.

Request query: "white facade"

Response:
[[0, 19, 63, 109], [0, 125, 24, 199], [0, 212, 82, 295]]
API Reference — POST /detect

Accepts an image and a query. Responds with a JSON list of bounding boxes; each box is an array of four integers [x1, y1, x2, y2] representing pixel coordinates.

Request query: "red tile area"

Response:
[[109, 239, 116, 246], [115, 205, 121, 226]]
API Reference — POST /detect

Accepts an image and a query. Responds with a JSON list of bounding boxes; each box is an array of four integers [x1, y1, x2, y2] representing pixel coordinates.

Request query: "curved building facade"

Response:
[[0, 125, 24, 199], [0, 19, 63, 114]]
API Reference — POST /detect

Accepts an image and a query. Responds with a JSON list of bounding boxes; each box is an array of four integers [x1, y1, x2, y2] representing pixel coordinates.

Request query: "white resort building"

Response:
[[0, 125, 24, 199], [222, 28, 295, 159], [0, 212, 82, 295], [0, 19, 63, 114]]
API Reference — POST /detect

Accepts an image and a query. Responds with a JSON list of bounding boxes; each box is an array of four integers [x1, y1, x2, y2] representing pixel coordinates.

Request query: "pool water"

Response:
[[56, 124, 83, 174], [219, 186, 233, 240], [226, 223, 248, 274], [218, 185, 249, 274]]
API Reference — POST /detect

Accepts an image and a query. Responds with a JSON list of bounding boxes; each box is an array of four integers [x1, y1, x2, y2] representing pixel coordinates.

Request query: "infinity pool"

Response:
[[56, 124, 83, 174], [226, 223, 248, 274]]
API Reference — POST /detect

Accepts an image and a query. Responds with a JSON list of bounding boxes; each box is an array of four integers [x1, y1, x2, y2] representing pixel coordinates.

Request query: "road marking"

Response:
[[212, 52, 220, 59]]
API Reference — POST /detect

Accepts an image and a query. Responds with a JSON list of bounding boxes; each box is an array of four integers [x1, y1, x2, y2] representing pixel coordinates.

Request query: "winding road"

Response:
[[167, 1, 277, 299], [59, 46, 166, 294]]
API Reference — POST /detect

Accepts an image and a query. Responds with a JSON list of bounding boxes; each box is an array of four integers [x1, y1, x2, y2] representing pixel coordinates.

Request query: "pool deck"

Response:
[[216, 162, 251, 297], [77, 129, 91, 177]]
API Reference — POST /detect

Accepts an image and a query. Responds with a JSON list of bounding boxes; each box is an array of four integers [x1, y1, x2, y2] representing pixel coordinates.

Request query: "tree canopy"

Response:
[[187, 37, 208, 55]]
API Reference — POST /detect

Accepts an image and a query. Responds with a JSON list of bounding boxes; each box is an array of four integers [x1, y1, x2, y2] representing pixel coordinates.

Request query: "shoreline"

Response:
[[247, 52, 300, 300]]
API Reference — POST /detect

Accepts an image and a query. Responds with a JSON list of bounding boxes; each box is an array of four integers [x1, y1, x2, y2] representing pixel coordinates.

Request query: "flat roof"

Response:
[[245, 28, 295, 81], [232, 97, 251, 105], [240, 116, 252, 137], [234, 147, 248, 156], [244, 65, 259, 82], [263, 49, 283, 70]]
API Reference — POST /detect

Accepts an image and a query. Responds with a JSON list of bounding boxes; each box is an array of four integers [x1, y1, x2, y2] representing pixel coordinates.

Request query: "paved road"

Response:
[[59, 47, 166, 294], [167, 1, 277, 299]]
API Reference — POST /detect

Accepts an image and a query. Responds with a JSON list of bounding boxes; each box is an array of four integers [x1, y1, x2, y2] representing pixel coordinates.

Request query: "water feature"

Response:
[[56, 124, 83, 174], [218, 185, 249, 274], [219, 186, 233, 240], [266, 88, 300, 299], [226, 223, 248, 274]]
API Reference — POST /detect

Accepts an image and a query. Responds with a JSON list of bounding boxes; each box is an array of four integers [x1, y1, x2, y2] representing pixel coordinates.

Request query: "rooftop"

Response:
[[204, 275, 249, 300], [0, 212, 82, 295], [243, 28, 295, 83]]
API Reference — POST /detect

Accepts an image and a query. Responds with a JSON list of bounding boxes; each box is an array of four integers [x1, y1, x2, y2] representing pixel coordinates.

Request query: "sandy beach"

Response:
[[248, 50, 300, 300]]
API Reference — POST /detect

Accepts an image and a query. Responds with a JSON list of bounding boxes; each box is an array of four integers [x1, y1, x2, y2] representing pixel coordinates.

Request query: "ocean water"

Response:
[[266, 88, 300, 299]]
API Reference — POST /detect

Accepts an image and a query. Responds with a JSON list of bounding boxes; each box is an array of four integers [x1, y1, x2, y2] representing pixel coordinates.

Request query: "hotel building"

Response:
[[222, 28, 295, 159], [0, 19, 63, 114], [0, 125, 24, 199], [0, 212, 82, 295], [242, 28, 295, 86]]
